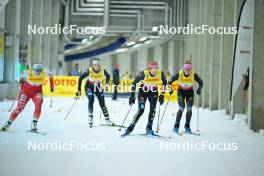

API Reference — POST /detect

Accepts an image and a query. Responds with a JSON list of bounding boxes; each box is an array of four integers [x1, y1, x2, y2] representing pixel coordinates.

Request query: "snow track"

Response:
[[0, 97, 263, 176]]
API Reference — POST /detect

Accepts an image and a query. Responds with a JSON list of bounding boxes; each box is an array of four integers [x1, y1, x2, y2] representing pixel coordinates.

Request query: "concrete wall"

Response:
[[248, 0, 264, 131], [117, 52, 131, 76], [183, 0, 244, 112], [0, 0, 63, 99], [1, 0, 20, 99], [184, 0, 264, 131], [137, 47, 148, 72]]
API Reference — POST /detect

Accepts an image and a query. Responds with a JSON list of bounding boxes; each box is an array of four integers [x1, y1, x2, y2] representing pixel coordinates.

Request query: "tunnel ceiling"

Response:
[[65, 0, 187, 55]]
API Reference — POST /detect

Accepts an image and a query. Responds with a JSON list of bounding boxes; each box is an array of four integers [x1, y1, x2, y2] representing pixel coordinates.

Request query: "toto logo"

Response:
[[43, 78, 77, 86]]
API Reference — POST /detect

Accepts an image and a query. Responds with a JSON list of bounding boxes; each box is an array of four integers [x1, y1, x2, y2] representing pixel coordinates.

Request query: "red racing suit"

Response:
[[9, 69, 54, 121]]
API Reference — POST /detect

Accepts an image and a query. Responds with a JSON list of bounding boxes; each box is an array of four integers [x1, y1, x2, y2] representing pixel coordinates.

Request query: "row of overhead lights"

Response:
[[81, 36, 94, 43], [115, 36, 152, 53], [79, 36, 152, 53], [126, 36, 148, 46]]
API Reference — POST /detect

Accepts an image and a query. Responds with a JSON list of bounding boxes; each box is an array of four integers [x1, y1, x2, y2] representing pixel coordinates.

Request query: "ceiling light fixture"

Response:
[[139, 37, 147, 42], [127, 41, 136, 46], [82, 39, 88, 43]]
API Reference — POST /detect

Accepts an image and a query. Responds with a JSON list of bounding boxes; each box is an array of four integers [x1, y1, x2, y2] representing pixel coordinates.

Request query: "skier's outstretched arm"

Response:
[[168, 73, 179, 85], [158, 71, 167, 105], [194, 73, 203, 90], [46, 70, 54, 92], [77, 69, 90, 95], [168, 73, 179, 94], [161, 71, 167, 94], [128, 72, 144, 106], [194, 73, 203, 95], [131, 71, 145, 97]]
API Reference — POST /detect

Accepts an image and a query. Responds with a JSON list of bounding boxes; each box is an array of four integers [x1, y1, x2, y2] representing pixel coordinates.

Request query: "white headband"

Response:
[[93, 59, 101, 66]]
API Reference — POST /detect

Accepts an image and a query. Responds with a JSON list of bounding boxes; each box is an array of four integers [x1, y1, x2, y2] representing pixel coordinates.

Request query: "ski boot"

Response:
[[146, 126, 154, 135], [105, 117, 115, 126], [173, 126, 182, 135], [185, 127, 192, 134], [88, 114, 93, 128], [1, 121, 12, 131], [31, 120, 38, 132], [121, 124, 134, 137], [173, 127, 179, 134]]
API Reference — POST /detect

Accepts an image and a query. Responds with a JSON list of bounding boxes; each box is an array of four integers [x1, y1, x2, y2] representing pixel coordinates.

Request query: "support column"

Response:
[[249, 0, 264, 131], [49, 0, 60, 74], [137, 47, 148, 71], [41, 0, 52, 67], [219, 0, 235, 113], [174, 40, 181, 73], [111, 54, 117, 71], [131, 51, 138, 76], [167, 40, 174, 74], [31, 0, 42, 63], [162, 41, 169, 72], [202, 0, 212, 108], [178, 40, 184, 70], [168, 40, 181, 74], [147, 47, 154, 63], [154, 45, 162, 69], [4, 0, 21, 99], [194, 0, 203, 106], [209, 0, 222, 110]]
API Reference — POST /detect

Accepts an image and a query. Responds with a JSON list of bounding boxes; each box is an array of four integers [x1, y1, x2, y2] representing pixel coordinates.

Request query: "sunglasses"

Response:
[[34, 69, 43, 74]]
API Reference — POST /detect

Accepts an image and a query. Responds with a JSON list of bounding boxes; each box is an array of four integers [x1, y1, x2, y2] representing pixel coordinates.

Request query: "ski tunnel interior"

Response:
[[0, 0, 264, 176]]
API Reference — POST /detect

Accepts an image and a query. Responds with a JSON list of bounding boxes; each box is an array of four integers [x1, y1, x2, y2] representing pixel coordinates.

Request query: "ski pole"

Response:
[[196, 95, 200, 133], [118, 105, 133, 131], [8, 100, 17, 112], [64, 97, 79, 120], [8, 91, 21, 112], [99, 111, 102, 125], [156, 104, 161, 133], [157, 95, 171, 132], [50, 95, 53, 108]]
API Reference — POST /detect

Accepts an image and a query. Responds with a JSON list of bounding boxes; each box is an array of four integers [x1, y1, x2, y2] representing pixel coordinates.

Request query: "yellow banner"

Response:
[[43, 76, 84, 97], [42, 76, 178, 101]]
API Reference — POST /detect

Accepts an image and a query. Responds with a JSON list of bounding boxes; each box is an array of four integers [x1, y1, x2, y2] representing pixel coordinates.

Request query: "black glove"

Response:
[[129, 96, 135, 105], [76, 91, 81, 97], [159, 94, 164, 105], [169, 89, 173, 95], [104, 84, 109, 91], [197, 89, 201, 95], [50, 87, 54, 93]]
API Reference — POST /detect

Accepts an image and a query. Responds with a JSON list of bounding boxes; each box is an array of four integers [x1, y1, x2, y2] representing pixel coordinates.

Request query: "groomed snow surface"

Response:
[[0, 97, 264, 176]]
